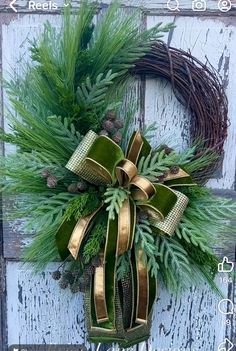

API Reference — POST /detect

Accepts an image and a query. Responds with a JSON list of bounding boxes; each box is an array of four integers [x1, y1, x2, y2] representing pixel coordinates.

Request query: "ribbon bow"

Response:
[[56, 130, 193, 335]]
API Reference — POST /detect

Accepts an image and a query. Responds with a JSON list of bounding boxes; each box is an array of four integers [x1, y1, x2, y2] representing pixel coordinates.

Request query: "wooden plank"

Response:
[[6, 261, 232, 350], [0, 0, 236, 15], [145, 14, 236, 190], [0, 12, 8, 351]]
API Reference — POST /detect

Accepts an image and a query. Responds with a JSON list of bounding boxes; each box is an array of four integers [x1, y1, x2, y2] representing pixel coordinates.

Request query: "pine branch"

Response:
[[175, 217, 214, 254], [21, 192, 76, 232], [138, 149, 176, 181], [76, 70, 118, 109], [63, 192, 101, 222], [83, 223, 106, 264], [116, 251, 131, 281], [135, 219, 160, 278], [104, 187, 130, 220], [157, 236, 191, 283]]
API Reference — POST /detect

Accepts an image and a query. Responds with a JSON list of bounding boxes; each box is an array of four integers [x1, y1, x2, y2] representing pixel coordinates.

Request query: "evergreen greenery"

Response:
[[116, 251, 131, 281], [135, 219, 160, 278], [104, 187, 130, 220], [83, 223, 106, 264], [0, 0, 235, 301]]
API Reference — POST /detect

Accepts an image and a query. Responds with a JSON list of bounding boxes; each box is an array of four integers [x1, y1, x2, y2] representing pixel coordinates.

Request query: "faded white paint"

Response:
[[1, 7, 236, 351]]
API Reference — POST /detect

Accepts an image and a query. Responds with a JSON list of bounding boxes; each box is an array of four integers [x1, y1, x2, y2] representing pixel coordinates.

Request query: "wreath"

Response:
[[0, 2, 234, 347]]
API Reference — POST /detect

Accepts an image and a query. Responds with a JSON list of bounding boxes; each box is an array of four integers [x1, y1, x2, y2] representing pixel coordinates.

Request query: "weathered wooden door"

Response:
[[0, 1, 235, 350]]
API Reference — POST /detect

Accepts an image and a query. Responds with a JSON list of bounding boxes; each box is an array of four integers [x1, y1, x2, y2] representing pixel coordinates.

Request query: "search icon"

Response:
[[167, 0, 180, 11], [218, 299, 234, 315]]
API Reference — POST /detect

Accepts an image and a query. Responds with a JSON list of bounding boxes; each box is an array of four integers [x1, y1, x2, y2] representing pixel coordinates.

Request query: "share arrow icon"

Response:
[[10, 0, 17, 12]]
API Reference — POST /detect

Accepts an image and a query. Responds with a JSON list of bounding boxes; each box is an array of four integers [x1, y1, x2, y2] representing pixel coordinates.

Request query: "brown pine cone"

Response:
[[106, 111, 117, 121], [164, 146, 174, 155], [114, 120, 124, 129], [158, 175, 165, 183], [99, 129, 109, 136], [112, 131, 122, 144], [59, 280, 69, 290], [62, 271, 74, 285], [52, 270, 61, 280], [162, 171, 169, 178], [91, 256, 101, 268], [102, 120, 114, 132], [67, 183, 78, 193], [77, 180, 88, 192], [170, 166, 180, 174], [70, 283, 81, 294], [84, 264, 95, 276], [41, 169, 50, 178], [47, 175, 57, 188]]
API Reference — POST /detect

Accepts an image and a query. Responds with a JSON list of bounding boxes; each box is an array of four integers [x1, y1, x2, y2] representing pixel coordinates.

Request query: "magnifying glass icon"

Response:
[[167, 0, 180, 11]]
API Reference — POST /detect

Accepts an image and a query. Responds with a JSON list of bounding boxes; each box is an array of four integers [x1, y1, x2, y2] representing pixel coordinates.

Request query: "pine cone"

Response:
[[91, 256, 101, 268], [114, 120, 124, 129], [41, 169, 50, 178], [47, 175, 57, 188], [84, 264, 95, 276], [52, 270, 61, 280], [99, 129, 109, 136], [77, 180, 88, 192], [102, 120, 114, 132], [162, 171, 169, 178], [70, 283, 81, 294], [164, 146, 173, 155], [67, 183, 78, 193], [170, 166, 180, 174], [106, 111, 117, 121], [62, 270, 74, 285], [112, 131, 122, 144], [157, 175, 165, 183], [59, 280, 69, 290]]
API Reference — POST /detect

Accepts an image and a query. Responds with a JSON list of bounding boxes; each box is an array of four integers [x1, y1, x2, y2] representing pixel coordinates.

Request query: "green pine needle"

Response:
[[104, 186, 130, 220]]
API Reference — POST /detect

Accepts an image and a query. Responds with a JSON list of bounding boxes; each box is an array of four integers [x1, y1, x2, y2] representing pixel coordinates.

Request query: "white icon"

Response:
[[192, 0, 207, 11], [218, 256, 234, 273], [218, 0, 232, 12], [10, 0, 17, 12], [167, 0, 180, 11], [218, 338, 234, 351], [64, 1, 70, 7], [218, 299, 234, 315]]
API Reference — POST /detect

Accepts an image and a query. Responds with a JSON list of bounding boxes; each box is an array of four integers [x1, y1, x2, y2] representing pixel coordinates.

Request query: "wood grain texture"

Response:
[[145, 14, 236, 190], [0, 7, 236, 351], [1, 0, 236, 15], [6, 262, 233, 350]]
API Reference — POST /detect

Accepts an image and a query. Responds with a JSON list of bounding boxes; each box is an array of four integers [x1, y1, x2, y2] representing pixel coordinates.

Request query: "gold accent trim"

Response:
[[94, 264, 109, 323], [136, 248, 149, 325], [67, 206, 101, 259], [165, 168, 190, 181], [126, 131, 144, 165], [117, 198, 131, 256], [131, 176, 156, 201]]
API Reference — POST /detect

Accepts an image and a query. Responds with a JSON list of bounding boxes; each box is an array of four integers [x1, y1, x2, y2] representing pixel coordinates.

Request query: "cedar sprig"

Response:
[[104, 187, 130, 220], [135, 219, 160, 278], [116, 251, 131, 281], [83, 223, 106, 264]]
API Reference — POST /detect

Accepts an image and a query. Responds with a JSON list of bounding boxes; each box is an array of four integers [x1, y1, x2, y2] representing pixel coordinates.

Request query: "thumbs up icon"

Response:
[[218, 257, 234, 273]]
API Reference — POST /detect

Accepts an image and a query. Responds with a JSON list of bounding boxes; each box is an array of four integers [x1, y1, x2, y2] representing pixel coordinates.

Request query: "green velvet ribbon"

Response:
[[55, 130, 195, 345]]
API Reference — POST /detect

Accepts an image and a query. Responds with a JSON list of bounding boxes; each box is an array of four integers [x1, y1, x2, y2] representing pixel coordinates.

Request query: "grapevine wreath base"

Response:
[[0, 1, 235, 347]]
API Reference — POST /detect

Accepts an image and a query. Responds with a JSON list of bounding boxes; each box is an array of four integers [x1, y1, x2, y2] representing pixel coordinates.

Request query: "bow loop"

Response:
[[57, 129, 194, 332]]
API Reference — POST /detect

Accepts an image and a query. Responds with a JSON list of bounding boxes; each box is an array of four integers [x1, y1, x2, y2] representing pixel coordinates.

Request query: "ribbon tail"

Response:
[[93, 215, 119, 330], [136, 248, 149, 324], [68, 206, 102, 259]]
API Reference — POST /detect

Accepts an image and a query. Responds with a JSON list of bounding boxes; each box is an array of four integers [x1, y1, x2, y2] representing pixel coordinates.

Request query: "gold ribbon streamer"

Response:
[[94, 260, 109, 323], [136, 248, 149, 324], [64, 130, 193, 329]]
